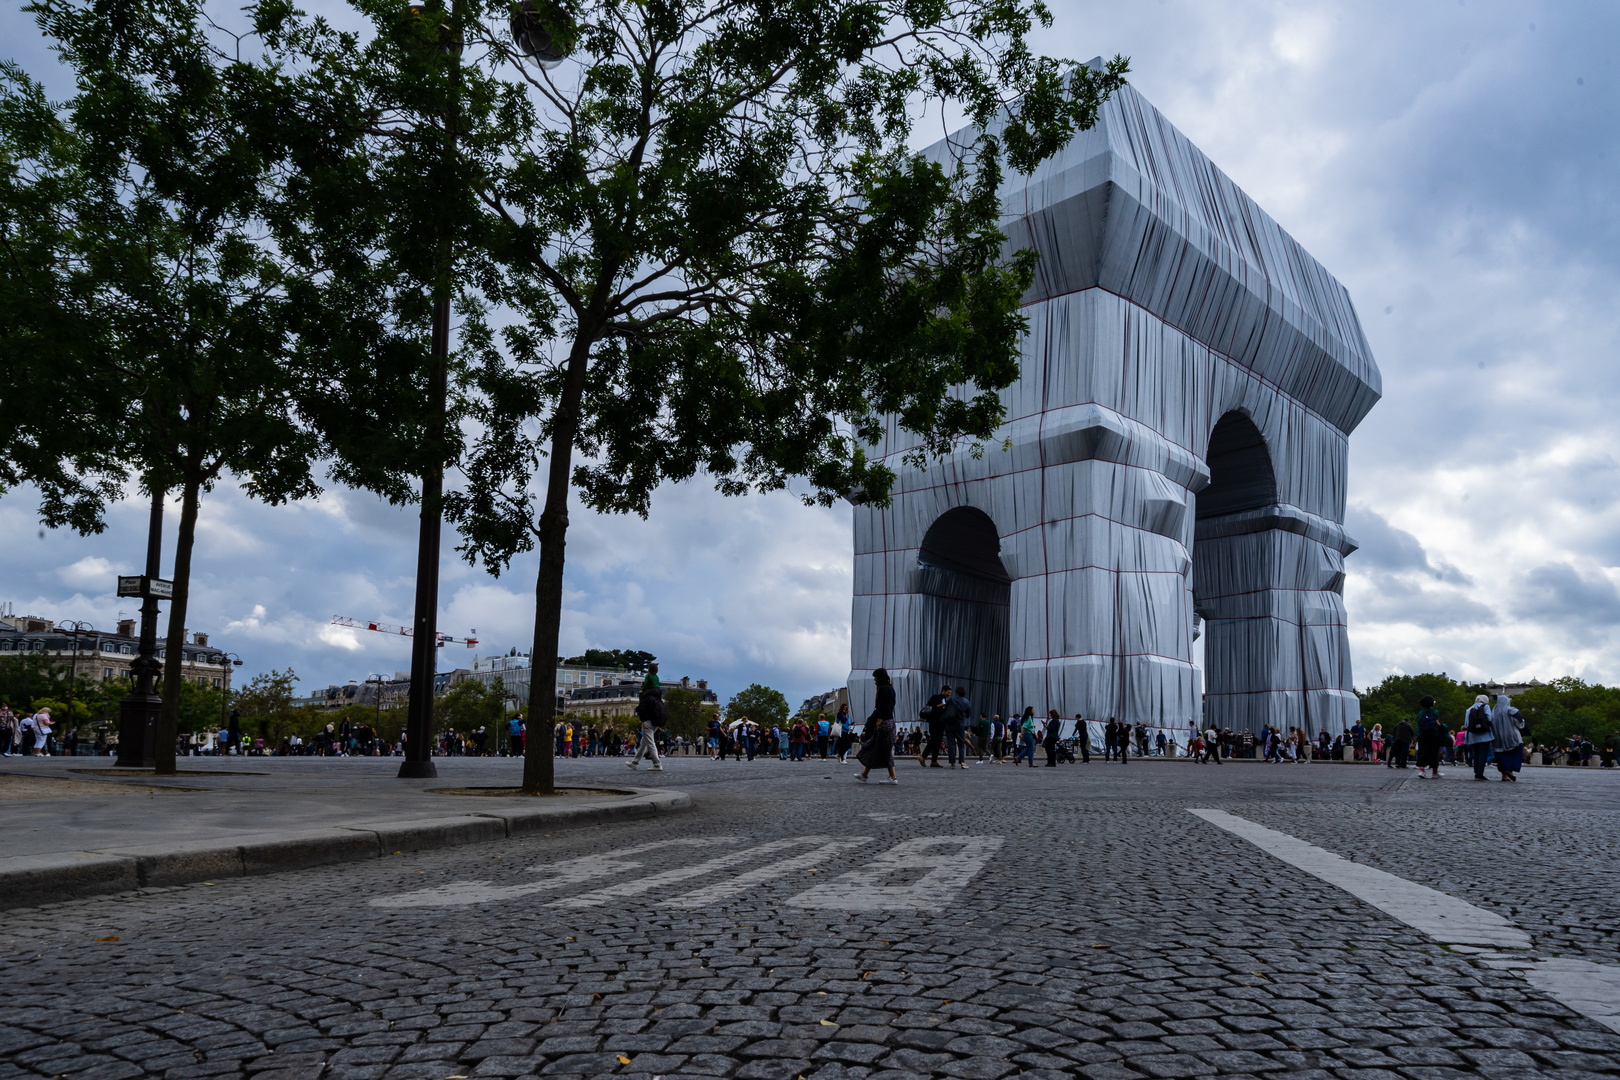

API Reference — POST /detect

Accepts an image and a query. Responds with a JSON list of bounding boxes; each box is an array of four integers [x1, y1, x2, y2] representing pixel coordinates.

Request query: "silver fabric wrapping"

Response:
[[848, 83, 1380, 739]]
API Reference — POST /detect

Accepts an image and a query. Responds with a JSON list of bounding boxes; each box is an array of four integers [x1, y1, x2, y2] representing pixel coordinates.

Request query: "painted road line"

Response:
[[1188, 808, 1530, 947], [370, 837, 722, 909], [1477, 954, 1620, 1035], [553, 837, 823, 908], [669, 838, 876, 907], [1190, 809, 1620, 1035], [786, 835, 1004, 911]]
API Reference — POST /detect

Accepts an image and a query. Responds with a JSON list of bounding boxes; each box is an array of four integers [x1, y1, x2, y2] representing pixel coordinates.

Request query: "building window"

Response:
[[120, 644, 133, 655], [104, 668, 113, 679], [214, 677, 221, 688]]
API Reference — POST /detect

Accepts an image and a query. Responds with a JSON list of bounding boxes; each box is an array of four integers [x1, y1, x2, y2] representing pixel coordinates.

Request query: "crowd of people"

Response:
[[8, 678, 1619, 773]]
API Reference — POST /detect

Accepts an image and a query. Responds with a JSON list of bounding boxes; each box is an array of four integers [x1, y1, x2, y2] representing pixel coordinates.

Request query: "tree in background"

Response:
[[436, 678, 507, 736], [1357, 673, 1479, 734], [562, 649, 654, 673], [232, 669, 301, 738], [662, 686, 708, 741], [725, 684, 789, 729]]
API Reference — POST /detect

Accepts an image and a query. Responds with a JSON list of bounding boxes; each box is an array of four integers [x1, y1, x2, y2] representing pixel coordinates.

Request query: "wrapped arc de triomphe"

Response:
[[847, 80, 1381, 740]]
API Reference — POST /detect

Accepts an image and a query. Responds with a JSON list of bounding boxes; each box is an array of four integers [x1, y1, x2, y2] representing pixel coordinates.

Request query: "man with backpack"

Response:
[[1463, 694, 1495, 780]]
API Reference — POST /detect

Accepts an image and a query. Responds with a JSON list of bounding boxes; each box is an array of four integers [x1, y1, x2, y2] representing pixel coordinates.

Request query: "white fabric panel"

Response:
[[848, 82, 1378, 737]]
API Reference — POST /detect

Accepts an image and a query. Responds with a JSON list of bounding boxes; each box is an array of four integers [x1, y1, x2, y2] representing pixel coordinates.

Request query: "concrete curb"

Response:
[[0, 786, 690, 910]]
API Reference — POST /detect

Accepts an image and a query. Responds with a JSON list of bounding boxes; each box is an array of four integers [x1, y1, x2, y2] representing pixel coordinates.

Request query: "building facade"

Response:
[[567, 676, 717, 720], [0, 612, 237, 690]]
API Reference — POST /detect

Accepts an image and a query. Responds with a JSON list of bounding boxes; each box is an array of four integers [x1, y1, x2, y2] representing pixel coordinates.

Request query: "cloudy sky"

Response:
[[3, 1, 1618, 706]]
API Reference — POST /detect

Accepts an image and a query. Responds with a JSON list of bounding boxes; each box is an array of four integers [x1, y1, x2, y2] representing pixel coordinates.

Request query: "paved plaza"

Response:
[[2, 755, 1617, 1080]]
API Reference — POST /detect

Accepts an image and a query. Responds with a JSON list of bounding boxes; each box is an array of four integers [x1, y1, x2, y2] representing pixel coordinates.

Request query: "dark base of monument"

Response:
[[397, 760, 439, 779]]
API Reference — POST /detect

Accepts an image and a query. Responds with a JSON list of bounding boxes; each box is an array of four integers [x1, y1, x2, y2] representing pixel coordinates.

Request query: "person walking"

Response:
[[855, 668, 899, 785], [1201, 723, 1221, 764], [0, 703, 16, 757], [976, 713, 993, 763], [815, 713, 831, 759], [1103, 718, 1117, 762], [1413, 695, 1442, 778], [1114, 717, 1129, 764], [1015, 707, 1038, 767], [1491, 693, 1525, 782], [944, 687, 971, 768], [918, 684, 950, 767], [1042, 710, 1062, 766], [626, 686, 665, 772], [1388, 717, 1412, 768], [789, 717, 810, 761], [834, 708, 854, 762], [1074, 714, 1091, 763], [1463, 694, 1495, 781], [24, 707, 52, 756]]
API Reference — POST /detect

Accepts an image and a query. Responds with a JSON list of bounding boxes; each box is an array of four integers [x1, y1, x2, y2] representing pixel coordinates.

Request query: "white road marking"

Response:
[[1189, 809, 1620, 1035], [553, 837, 824, 908], [369, 838, 721, 909], [669, 838, 876, 907], [1188, 809, 1530, 947], [785, 835, 1004, 910], [1482, 955, 1620, 1035]]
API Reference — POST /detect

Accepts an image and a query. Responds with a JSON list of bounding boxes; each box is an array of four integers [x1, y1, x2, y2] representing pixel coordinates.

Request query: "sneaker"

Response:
[[650, 765, 663, 771], [626, 761, 638, 769], [855, 774, 868, 783], [878, 777, 897, 785]]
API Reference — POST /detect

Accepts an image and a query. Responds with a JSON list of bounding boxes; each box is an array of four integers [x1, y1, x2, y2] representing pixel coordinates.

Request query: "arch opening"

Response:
[[915, 507, 1010, 722], [1193, 411, 1281, 734], [1198, 412, 1278, 520]]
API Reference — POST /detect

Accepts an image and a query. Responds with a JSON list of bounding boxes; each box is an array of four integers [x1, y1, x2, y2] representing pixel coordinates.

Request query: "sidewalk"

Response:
[[0, 756, 690, 910]]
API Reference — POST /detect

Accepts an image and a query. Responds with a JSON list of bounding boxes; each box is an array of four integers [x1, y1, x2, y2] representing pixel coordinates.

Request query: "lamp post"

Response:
[[216, 651, 242, 754], [366, 673, 386, 753], [117, 490, 169, 767]]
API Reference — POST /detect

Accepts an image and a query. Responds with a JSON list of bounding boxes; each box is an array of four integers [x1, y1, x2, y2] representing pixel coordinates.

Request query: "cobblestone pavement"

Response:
[[3, 756, 1617, 1080]]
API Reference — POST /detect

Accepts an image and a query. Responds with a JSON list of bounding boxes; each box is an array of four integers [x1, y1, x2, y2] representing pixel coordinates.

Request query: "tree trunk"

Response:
[[154, 476, 201, 775], [522, 337, 594, 795]]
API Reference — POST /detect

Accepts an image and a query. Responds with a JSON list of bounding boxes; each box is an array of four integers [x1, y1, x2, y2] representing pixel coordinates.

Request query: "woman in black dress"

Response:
[[856, 668, 899, 785]]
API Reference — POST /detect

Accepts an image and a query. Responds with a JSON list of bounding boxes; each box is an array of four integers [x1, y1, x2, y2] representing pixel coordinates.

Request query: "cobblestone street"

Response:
[[3, 757, 1617, 1080]]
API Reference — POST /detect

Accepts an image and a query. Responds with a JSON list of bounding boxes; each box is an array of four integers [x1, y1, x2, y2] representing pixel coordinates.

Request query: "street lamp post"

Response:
[[117, 490, 168, 768]]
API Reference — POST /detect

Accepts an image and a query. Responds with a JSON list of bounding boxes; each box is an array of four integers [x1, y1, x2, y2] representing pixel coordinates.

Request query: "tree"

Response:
[[4, 0, 320, 775], [436, 677, 507, 734], [232, 668, 301, 735], [725, 684, 789, 729], [562, 648, 653, 672], [662, 685, 707, 740], [403, 0, 1128, 795]]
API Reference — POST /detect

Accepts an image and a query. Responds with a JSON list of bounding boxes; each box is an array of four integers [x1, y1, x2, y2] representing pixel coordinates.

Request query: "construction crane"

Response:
[[331, 616, 479, 648]]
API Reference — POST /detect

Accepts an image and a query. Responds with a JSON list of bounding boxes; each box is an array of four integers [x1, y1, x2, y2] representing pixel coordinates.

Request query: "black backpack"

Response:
[[1466, 704, 1493, 735]]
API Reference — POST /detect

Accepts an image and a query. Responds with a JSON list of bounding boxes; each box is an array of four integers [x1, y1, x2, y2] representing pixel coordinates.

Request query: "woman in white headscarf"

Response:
[[1490, 692, 1525, 781]]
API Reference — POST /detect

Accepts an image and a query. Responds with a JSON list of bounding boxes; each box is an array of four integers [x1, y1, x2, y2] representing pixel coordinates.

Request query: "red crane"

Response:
[[330, 616, 479, 648]]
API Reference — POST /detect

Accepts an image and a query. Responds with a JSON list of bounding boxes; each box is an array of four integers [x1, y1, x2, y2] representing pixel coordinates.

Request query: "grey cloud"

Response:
[[1345, 504, 1470, 584], [1515, 562, 1620, 628], [1349, 574, 1497, 632]]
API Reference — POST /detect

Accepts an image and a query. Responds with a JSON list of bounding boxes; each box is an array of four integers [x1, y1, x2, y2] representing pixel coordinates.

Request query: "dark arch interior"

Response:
[[1198, 412, 1278, 519], [916, 506, 1010, 721], [919, 507, 1011, 584]]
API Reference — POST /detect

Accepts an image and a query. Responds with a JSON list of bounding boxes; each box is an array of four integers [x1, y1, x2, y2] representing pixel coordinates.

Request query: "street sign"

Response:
[[116, 575, 174, 599]]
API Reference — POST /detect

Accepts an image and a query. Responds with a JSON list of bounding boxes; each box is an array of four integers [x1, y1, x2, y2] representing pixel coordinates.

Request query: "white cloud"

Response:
[[55, 556, 132, 591]]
